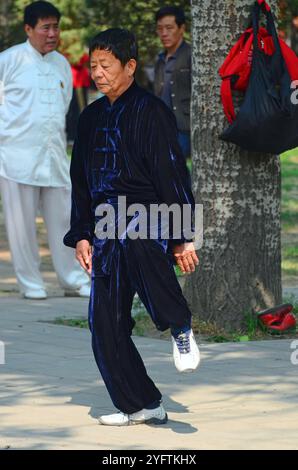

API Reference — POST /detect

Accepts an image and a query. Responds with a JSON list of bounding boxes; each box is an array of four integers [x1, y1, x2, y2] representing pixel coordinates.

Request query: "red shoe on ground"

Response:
[[265, 313, 297, 333], [257, 303, 296, 333]]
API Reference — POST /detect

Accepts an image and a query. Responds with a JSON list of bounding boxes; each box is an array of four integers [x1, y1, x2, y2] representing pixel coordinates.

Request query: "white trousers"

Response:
[[0, 176, 89, 294]]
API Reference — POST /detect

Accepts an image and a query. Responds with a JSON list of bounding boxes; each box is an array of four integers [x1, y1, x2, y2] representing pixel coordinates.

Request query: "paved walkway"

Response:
[[0, 295, 298, 450], [0, 212, 298, 450]]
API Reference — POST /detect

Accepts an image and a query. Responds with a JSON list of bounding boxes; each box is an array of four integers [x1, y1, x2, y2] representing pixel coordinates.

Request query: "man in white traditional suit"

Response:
[[0, 1, 90, 299]]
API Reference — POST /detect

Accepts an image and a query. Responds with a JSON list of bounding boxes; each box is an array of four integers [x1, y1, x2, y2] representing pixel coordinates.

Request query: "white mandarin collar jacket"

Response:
[[0, 40, 73, 187]]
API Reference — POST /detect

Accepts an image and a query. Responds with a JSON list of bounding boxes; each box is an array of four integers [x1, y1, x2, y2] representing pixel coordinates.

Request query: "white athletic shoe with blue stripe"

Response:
[[172, 329, 200, 373]]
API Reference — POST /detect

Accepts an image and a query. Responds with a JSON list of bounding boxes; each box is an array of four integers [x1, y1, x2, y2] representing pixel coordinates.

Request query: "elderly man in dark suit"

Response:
[[64, 28, 200, 426], [154, 6, 191, 159]]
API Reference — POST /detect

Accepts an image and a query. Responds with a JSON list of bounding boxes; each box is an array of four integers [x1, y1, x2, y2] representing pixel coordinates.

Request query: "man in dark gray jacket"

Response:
[[154, 6, 191, 159]]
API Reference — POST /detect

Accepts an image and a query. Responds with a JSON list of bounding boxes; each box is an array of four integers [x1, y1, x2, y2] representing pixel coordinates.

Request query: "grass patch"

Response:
[[281, 149, 298, 160], [53, 317, 89, 328], [186, 157, 192, 173], [281, 167, 298, 179], [282, 261, 298, 277], [189, 151, 298, 281], [281, 151, 298, 283], [51, 297, 298, 343]]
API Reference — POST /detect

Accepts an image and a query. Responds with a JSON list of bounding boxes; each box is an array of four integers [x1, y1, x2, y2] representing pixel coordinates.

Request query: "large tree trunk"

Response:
[[185, 0, 281, 330]]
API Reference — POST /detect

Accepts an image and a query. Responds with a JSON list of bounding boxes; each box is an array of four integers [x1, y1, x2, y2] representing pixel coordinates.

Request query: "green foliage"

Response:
[[280, 151, 298, 281], [53, 316, 89, 328], [1, 0, 190, 65], [0, 0, 27, 50], [83, 0, 190, 65], [279, 0, 298, 30]]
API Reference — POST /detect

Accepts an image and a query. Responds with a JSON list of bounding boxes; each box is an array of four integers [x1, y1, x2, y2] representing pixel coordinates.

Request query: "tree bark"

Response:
[[185, 0, 281, 330]]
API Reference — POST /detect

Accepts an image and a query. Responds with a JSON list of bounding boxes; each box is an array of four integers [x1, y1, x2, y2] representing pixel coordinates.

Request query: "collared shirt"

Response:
[[0, 40, 72, 187], [158, 40, 185, 108]]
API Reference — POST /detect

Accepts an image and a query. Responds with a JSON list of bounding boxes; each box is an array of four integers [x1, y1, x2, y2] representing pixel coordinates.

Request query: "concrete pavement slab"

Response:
[[1, 296, 298, 450]]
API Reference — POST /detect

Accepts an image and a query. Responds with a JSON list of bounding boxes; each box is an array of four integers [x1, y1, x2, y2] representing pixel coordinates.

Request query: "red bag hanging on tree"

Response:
[[219, 0, 298, 153], [219, 0, 298, 124]]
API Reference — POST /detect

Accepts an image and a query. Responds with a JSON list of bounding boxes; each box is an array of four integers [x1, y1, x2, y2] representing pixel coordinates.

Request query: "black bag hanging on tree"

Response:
[[220, 0, 298, 154]]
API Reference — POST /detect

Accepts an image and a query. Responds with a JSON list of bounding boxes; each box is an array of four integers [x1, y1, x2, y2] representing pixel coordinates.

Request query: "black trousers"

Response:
[[88, 237, 192, 414]]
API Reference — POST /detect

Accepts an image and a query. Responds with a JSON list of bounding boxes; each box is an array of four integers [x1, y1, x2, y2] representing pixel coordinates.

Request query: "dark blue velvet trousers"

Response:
[[88, 237, 192, 414]]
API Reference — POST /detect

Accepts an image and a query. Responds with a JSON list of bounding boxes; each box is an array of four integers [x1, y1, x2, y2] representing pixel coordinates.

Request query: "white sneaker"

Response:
[[98, 404, 168, 426], [24, 289, 47, 300], [98, 412, 130, 426], [77, 284, 91, 297], [64, 284, 91, 298], [172, 329, 200, 373], [129, 403, 168, 425]]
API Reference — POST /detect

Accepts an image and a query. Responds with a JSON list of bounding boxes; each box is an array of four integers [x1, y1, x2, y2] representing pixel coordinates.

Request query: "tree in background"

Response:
[[0, 0, 190, 68], [279, 0, 298, 30], [0, 0, 25, 49], [185, 0, 281, 330], [279, 0, 298, 53]]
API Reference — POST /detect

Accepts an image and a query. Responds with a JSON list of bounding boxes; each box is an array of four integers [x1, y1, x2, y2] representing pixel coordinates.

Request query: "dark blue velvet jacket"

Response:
[[63, 80, 195, 266]]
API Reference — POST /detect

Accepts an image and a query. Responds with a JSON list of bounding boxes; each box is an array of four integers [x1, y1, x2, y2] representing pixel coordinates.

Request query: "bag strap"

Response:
[[252, 1, 280, 55], [246, 1, 271, 44], [252, 0, 283, 84], [221, 80, 236, 123], [257, 0, 271, 12]]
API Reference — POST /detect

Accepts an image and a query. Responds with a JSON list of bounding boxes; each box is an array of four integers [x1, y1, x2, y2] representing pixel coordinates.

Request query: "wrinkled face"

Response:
[[90, 49, 136, 100], [156, 15, 185, 51], [25, 16, 60, 55]]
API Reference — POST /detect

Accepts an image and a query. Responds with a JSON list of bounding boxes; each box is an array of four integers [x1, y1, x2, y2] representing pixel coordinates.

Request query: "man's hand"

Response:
[[76, 240, 92, 275], [172, 242, 199, 274]]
